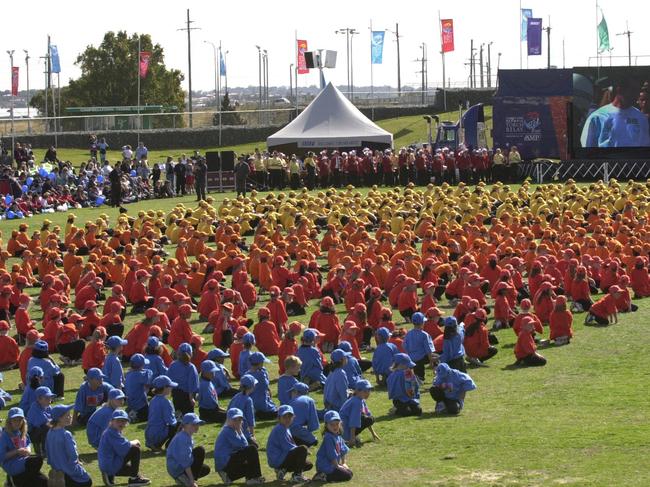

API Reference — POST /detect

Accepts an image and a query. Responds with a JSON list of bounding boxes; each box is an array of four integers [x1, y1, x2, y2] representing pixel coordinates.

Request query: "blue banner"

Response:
[[219, 51, 226, 76], [371, 31, 385, 64], [521, 9, 532, 41], [527, 18, 542, 55], [50, 45, 61, 73]]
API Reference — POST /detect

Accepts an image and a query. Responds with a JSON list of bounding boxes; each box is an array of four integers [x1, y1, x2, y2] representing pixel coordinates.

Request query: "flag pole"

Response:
[[519, 0, 522, 69], [370, 19, 374, 119], [218, 41, 222, 146], [438, 11, 447, 111], [595, 0, 600, 67], [294, 30, 298, 110], [137, 35, 141, 144]]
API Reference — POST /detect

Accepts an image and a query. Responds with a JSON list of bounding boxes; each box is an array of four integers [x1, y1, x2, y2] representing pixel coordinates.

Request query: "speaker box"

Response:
[[304, 51, 316, 69], [323, 50, 337, 68], [220, 151, 235, 171], [205, 151, 221, 171]]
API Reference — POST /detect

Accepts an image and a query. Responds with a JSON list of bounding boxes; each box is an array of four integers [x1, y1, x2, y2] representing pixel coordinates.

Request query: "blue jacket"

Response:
[[124, 369, 153, 412], [316, 431, 349, 474], [103, 354, 124, 389], [323, 368, 349, 411], [343, 357, 363, 386], [238, 349, 252, 379], [0, 430, 31, 476], [247, 368, 277, 413], [266, 424, 297, 468], [214, 425, 248, 471], [18, 386, 37, 416], [198, 377, 219, 410], [87, 404, 115, 448], [372, 342, 398, 376], [74, 381, 113, 417], [212, 363, 231, 394], [404, 328, 435, 361], [277, 375, 297, 406], [144, 354, 168, 380], [387, 368, 420, 404], [145, 394, 177, 448], [339, 395, 372, 441], [26, 356, 60, 391], [439, 325, 466, 363], [166, 430, 195, 479], [297, 345, 325, 384], [26, 402, 51, 429], [289, 395, 319, 445], [98, 426, 132, 476], [432, 363, 476, 405], [227, 393, 255, 440], [45, 429, 91, 483], [167, 361, 199, 394]]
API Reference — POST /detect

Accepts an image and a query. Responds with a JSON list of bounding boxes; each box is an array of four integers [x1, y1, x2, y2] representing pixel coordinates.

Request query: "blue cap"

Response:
[[7, 407, 25, 420], [200, 360, 218, 374], [146, 336, 160, 348], [331, 348, 351, 363], [28, 366, 44, 378], [376, 327, 390, 340], [51, 404, 74, 421], [242, 333, 256, 345], [354, 379, 373, 392], [86, 368, 106, 381], [34, 340, 48, 352], [107, 336, 128, 349], [443, 316, 458, 328], [394, 353, 416, 368], [227, 408, 244, 420], [324, 410, 341, 423], [178, 342, 193, 355], [248, 351, 270, 365], [130, 353, 150, 367], [289, 382, 310, 395], [109, 389, 126, 400], [111, 409, 130, 421], [240, 374, 258, 389], [35, 386, 55, 399], [207, 348, 229, 360], [411, 312, 426, 325], [181, 413, 205, 425], [278, 405, 295, 417], [337, 341, 353, 353], [302, 328, 320, 342], [152, 375, 179, 389]]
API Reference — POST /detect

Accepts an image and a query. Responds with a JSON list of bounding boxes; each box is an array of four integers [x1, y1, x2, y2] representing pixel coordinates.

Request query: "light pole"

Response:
[[177, 9, 200, 127], [335, 28, 358, 99], [256, 45, 262, 122], [496, 52, 502, 88], [204, 41, 218, 108], [487, 42, 493, 88], [23, 50, 31, 134], [7, 50, 15, 156], [350, 30, 358, 102], [388, 23, 402, 97], [479, 43, 485, 88], [289, 63, 294, 104]]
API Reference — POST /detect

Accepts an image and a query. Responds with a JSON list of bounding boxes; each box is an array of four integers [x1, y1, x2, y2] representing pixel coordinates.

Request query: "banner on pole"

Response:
[[139, 51, 151, 78], [527, 18, 543, 55], [441, 19, 455, 53], [11, 67, 19, 96], [50, 45, 61, 74], [371, 31, 385, 64], [597, 10, 610, 53], [521, 9, 533, 41], [297, 39, 309, 74], [220, 51, 227, 76]]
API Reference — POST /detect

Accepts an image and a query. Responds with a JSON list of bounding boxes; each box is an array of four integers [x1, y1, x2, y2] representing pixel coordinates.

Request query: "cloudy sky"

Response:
[[3, 0, 647, 94]]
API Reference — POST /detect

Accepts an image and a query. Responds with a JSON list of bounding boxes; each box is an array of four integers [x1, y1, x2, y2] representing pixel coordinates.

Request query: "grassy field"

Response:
[[23, 107, 493, 168], [3, 183, 650, 486]]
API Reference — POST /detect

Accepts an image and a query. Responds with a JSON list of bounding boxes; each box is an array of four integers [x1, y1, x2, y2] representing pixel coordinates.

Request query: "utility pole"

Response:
[[39, 54, 48, 131], [388, 23, 402, 96], [469, 39, 474, 88], [543, 16, 552, 68], [178, 9, 200, 127], [479, 43, 484, 88], [487, 42, 493, 88], [23, 50, 30, 134], [7, 50, 15, 154], [350, 30, 358, 102], [420, 43, 427, 105], [616, 22, 633, 66]]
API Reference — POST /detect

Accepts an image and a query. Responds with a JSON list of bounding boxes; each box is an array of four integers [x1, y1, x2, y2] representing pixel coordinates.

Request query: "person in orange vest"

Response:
[[549, 296, 573, 346], [0, 286, 11, 322], [267, 286, 288, 335], [344, 279, 366, 314], [278, 322, 303, 375], [252, 308, 281, 356], [423, 307, 444, 342], [0, 321, 19, 370], [321, 266, 347, 305], [9, 275, 29, 315], [533, 281, 556, 325], [378, 307, 396, 333], [397, 277, 419, 321], [420, 282, 438, 315], [585, 285, 621, 326], [512, 299, 543, 336], [82, 326, 107, 373], [308, 297, 340, 353], [514, 317, 547, 367], [190, 335, 208, 370], [56, 313, 86, 365], [239, 272, 257, 309], [444, 267, 469, 305]]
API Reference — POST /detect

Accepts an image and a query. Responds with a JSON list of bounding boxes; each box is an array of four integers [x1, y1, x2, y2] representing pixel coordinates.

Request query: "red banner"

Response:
[[297, 40, 309, 74], [11, 67, 19, 96], [139, 51, 151, 78], [441, 19, 455, 53]]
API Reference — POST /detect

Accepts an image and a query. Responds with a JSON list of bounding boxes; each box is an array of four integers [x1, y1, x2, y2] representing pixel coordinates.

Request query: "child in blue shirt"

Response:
[[387, 353, 422, 417], [73, 367, 113, 425], [430, 363, 477, 415], [314, 411, 353, 483], [339, 379, 379, 447], [266, 405, 313, 483], [246, 351, 278, 420], [103, 336, 128, 389], [26, 340, 64, 397], [372, 327, 398, 386], [98, 409, 150, 486], [277, 356, 301, 405], [168, 343, 200, 415], [19, 366, 44, 416], [166, 413, 211, 487], [45, 404, 92, 487], [214, 408, 265, 485], [288, 382, 320, 447], [198, 360, 227, 424], [237, 333, 256, 379], [337, 341, 364, 386], [0, 407, 49, 486], [0, 373, 11, 410], [296, 329, 326, 389], [26, 386, 54, 456], [439, 316, 467, 372], [323, 349, 350, 411], [404, 312, 436, 381], [145, 375, 179, 450], [207, 348, 237, 398], [87, 388, 126, 449], [124, 354, 153, 422], [143, 336, 168, 380], [227, 375, 258, 447]]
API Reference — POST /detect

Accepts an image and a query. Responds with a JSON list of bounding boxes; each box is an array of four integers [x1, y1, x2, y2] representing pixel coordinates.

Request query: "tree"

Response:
[[30, 31, 185, 128], [213, 90, 245, 126]]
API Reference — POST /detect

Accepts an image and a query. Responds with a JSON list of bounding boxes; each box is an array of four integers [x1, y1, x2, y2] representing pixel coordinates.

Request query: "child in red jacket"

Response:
[[253, 307, 281, 356], [82, 326, 107, 372], [630, 256, 650, 298], [423, 307, 444, 342], [615, 275, 637, 313], [464, 309, 498, 366], [15, 294, 36, 343], [378, 307, 396, 333], [308, 297, 340, 352], [278, 322, 303, 375], [514, 317, 547, 366], [586, 286, 620, 326], [549, 296, 573, 345], [0, 321, 19, 370], [493, 282, 516, 330]]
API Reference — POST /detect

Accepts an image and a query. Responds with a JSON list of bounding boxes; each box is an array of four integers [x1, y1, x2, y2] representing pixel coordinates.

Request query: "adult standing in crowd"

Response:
[[194, 157, 207, 202], [109, 162, 122, 208], [174, 157, 186, 196], [234, 156, 250, 198]]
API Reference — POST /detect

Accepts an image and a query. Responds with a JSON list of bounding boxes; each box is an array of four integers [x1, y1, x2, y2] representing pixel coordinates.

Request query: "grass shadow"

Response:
[[393, 128, 413, 139]]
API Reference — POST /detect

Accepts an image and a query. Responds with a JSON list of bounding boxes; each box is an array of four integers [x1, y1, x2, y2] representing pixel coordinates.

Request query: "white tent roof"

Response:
[[267, 82, 393, 149]]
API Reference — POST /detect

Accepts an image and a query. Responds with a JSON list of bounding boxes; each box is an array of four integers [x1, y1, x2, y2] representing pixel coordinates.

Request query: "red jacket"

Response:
[[514, 329, 537, 360], [253, 320, 281, 356], [82, 341, 106, 371], [0, 335, 19, 365], [549, 310, 573, 340], [278, 337, 297, 375]]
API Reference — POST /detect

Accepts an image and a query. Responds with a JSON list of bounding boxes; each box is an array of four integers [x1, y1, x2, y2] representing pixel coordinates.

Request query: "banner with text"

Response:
[[441, 19, 455, 53], [139, 51, 152, 78], [521, 8, 533, 41], [11, 67, 19, 96], [527, 18, 543, 55], [297, 39, 309, 74], [50, 45, 61, 74], [371, 31, 385, 64]]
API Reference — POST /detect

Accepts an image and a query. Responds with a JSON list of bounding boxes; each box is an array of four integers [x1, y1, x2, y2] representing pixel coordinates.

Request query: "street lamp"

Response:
[[203, 41, 218, 108], [7, 50, 15, 154], [387, 24, 402, 97], [23, 50, 31, 134], [256, 45, 262, 117], [335, 28, 358, 99]]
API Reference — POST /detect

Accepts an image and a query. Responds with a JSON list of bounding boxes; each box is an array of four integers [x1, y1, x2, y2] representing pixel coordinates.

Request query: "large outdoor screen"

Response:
[[572, 66, 650, 158]]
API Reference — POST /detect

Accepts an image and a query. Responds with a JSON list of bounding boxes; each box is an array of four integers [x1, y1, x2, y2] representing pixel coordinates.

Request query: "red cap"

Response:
[[221, 302, 234, 312], [321, 297, 335, 308], [0, 321, 10, 331], [609, 285, 622, 295], [179, 304, 193, 315], [157, 296, 170, 304], [289, 321, 303, 334], [112, 285, 123, 294], [235, 326, 249, 338], [258, 307, 271, 318], [354, 303, 367, 313], [26, 329, 43, 341], [84, 300, 98, 309], [145, 308, 160, 319], [190, 335, 204, 346], [110, 302, 123, 312], [269, 286, 281, 296], [475, 309, 487, 320], [19, 294, 31, 305], [68, 313, 86, 323], [223, 289, 235, 299], [427, 307, 443, 318], [15, 276, 28, 285], [520, 299, 532, 310], [555, 295, 567, 306], [136, 269, 150, 279], [343, 320, 359, 331]]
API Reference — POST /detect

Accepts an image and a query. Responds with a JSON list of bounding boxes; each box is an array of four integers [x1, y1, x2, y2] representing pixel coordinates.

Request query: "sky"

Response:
[[2, 0, 648, 96]]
